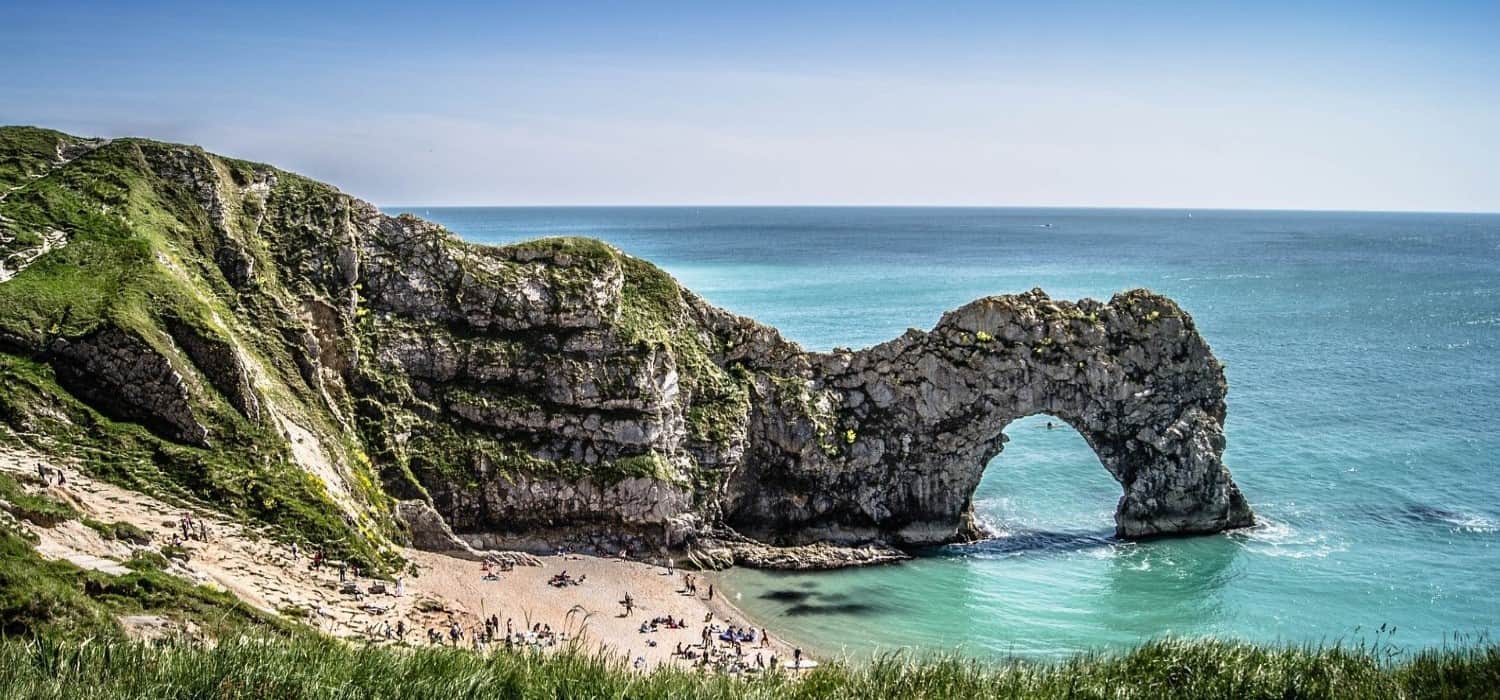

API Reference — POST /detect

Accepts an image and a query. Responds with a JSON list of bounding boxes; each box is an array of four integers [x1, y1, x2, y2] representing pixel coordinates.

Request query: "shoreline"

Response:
[[0, 444, 809, 673]]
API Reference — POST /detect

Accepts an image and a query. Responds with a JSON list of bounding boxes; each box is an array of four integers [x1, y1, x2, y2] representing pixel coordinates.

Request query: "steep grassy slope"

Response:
[[0, 130, 401, 568]]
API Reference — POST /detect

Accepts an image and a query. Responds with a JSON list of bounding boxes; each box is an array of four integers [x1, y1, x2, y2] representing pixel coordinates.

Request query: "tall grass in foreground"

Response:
[[0, 635, 1496, 699]]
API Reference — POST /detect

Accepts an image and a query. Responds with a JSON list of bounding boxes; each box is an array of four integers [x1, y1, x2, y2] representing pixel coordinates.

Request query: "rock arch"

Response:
[[723, 288, 1254, 547]]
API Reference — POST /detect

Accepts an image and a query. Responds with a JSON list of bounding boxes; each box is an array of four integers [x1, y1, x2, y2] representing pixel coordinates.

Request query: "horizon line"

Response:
[[379, 203, 1500, 216]]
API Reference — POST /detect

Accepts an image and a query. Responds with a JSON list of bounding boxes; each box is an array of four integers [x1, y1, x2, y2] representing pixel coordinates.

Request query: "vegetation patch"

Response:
[[0, 472, 77, 527], [81, 518, 152, 545], [0, 530, 295, 639]]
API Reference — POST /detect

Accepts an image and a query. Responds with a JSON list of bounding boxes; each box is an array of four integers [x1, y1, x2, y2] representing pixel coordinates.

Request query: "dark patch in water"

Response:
[[929, 527, 1117, 558], [760, 589, 812, 603], [1397, 504, 1462, 524], [784, 602, 886, 617], [1367, 503, 1485, 530]]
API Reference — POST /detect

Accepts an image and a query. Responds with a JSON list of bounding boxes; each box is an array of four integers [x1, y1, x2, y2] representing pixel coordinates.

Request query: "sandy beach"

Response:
[[0, 444, 805, 672]]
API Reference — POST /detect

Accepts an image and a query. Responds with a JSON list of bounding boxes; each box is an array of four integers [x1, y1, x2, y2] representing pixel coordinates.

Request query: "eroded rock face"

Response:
[[46, 327, 211, 447]]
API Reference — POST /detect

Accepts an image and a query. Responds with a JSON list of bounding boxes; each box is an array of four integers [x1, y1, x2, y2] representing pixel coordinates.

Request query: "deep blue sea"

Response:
[[391, 206, 1500, 659]]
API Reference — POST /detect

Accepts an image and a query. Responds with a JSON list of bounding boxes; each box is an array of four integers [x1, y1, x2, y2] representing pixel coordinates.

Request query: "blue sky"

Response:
[[2, 1, 1498, 210]]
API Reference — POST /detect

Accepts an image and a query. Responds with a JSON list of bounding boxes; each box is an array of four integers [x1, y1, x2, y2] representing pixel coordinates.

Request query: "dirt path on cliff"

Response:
[[0, 443, 802, 671]]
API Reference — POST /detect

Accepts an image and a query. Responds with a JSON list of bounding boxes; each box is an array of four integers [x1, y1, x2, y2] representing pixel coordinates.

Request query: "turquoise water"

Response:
[[391, 206, 1500, 659]]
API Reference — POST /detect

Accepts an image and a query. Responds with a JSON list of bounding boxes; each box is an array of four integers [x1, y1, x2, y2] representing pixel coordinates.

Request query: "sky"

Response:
[[2, 1, 1498, 211]]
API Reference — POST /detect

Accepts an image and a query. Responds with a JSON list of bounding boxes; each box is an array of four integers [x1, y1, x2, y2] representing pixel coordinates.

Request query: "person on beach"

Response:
[[761, 628, 769, 648], [793, 648, 803, 669], [621, 593, 635, 616], [36, 462, 47, 483], [706, 584, 714, 601]]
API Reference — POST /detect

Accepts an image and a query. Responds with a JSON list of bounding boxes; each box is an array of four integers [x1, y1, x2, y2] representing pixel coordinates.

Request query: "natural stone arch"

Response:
[[723, 288, 1254, 547]]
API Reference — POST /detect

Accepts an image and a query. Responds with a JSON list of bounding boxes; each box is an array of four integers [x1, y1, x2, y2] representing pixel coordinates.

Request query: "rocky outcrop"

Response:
[[720, 289, 1254, 546], [165, 318, 261, 421], [0, 127, 1253, 571], [45, 328, 210, 447], [394, 499, 540, 566]]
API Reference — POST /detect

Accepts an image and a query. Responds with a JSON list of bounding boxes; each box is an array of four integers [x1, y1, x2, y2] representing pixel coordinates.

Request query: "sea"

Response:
[[388, 206, 1500, 660]]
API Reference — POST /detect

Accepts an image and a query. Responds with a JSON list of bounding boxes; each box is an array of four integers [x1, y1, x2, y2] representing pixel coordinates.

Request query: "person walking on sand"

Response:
[[706, 584, 714, 601], [761, 628, 769, 648], [622, 593, 635, 616]]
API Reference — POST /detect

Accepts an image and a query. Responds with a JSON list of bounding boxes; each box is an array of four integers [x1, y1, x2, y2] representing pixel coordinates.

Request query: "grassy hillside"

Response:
[[0, 127, 403, 569]]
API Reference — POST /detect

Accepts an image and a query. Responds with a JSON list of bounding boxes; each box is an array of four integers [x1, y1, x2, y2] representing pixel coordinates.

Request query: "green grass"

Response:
[[0, 352, 393, 572], [0, 530, 296, 639], [0, 472, 77, 528], [0, 126, 80, 190], [80, 518, 152, 546], [0, 634, 1493, 699]]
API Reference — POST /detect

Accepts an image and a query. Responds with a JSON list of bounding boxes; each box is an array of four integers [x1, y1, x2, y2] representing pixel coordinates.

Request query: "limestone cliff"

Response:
[[0, 127, 1252, 569]]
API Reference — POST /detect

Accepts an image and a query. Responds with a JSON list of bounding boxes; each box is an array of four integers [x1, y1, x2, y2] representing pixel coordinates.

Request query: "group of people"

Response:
[[422, 616, 564, 652], [638, 614, 688, 633], [480, 559, 513, 581], [172, 512, 211, 546], [717, 625, 759, 645], [679, 573, 713, 600], [548, 570, 586, 587], [663, 620, 788, 674], [34, 462, 65, 486]]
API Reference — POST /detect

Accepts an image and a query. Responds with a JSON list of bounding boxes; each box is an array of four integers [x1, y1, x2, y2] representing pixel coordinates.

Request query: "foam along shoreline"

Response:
[[0, 443, 807, 673]]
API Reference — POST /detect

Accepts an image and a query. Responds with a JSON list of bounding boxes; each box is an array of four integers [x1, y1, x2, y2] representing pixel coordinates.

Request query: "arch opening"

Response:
[[958, 413, 1123, 553]]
